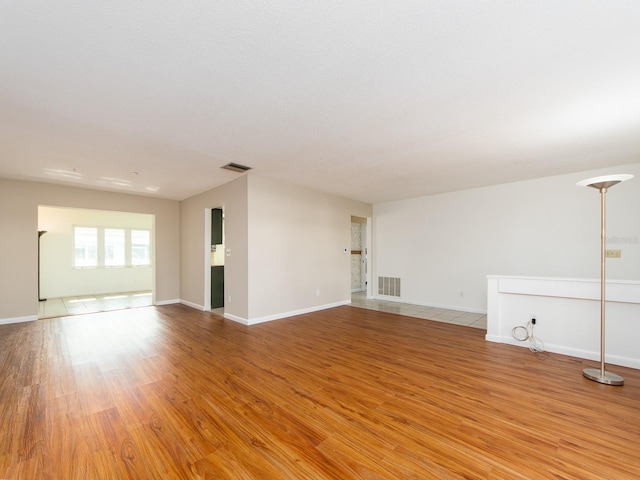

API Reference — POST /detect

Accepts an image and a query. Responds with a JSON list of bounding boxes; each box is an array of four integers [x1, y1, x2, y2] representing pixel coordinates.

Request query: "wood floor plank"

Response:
[[1, 304, 639, 479]]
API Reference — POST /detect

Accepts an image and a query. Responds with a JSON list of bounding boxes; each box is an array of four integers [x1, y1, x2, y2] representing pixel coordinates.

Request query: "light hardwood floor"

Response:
[[1, 304, 639, 479]]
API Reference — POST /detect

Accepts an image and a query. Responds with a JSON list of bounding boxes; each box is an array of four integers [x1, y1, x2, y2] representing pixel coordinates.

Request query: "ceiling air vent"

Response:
[[221, 162, 252, 173]]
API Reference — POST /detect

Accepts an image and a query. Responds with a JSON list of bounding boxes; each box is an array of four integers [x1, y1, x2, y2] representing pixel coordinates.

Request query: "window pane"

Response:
[[105, 228, 125, 266], [74, 227, 97, 267], [131, 229, 150, 265]]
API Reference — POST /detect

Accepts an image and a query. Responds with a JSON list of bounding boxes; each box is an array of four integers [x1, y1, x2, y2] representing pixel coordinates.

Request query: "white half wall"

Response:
[[486, 275, 640, 369], [373, 162, 640, 312]]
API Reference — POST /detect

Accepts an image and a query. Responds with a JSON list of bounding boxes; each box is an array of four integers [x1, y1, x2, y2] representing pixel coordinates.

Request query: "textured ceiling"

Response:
[[1, 1, 639, 203]]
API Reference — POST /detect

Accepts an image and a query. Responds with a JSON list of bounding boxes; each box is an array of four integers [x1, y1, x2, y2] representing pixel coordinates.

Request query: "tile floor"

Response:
[[37, 291, 487, 330], [350, 292, 487, 330], [38, 291, 153, 319]]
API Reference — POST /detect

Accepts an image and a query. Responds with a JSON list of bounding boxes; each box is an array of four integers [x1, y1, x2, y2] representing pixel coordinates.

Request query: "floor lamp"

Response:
[[576, 173, 633, 386]]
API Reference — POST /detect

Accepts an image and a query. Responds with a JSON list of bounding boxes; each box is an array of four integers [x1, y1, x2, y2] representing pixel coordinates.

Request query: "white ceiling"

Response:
[[1, 1, 639, 203]]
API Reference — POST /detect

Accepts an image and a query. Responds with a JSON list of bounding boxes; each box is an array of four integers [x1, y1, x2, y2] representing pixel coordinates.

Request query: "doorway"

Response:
[[350, 216, 370, 295], [37, 206, 155, 318], [204, 206, 225, 313]]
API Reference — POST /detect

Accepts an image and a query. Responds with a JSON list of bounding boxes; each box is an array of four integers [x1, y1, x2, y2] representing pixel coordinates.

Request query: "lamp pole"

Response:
[[38, 230, 47, 302], [576, 174, 633, 386]]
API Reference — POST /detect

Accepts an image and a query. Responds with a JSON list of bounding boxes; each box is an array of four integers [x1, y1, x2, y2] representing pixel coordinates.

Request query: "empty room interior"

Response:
[[1, 2, 639, 479]]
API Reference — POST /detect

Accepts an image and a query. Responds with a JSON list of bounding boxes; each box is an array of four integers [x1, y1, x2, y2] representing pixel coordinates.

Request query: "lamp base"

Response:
[[582, 368, 624, 386]]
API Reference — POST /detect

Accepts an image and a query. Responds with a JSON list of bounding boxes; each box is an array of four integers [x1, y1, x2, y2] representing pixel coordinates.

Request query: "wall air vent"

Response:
[[221, 162, 252, 173], [378, 277, 401, 297]]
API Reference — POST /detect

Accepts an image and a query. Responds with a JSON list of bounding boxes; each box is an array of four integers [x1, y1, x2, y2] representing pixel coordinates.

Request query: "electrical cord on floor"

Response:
[[511, 320, 544, 353]]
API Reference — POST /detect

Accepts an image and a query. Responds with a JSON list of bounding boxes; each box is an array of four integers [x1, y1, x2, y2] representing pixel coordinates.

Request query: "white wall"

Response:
[[373, 162, 640, 313], [246, 176, 372, 323], [179, 176, 249, 319], [38, 206, 153, 298], [179, 174, 372, 324], [0, 178, 180, 322]]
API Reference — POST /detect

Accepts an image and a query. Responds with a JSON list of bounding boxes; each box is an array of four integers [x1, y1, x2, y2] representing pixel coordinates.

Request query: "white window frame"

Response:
[[73, 226, 98, 268], [73, 225, 152, 269], [131, 229, 151, 266]]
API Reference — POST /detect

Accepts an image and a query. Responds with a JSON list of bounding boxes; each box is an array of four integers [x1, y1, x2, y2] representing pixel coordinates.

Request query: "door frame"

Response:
[[203, 206, 224, 311], [351, 215, 372, 297]]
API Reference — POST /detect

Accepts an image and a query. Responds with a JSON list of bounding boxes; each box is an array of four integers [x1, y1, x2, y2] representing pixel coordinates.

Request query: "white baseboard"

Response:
[[485, 334, 640, 370], [176, 300, 352, 327], [156, 299, 180, 306], [223, 300, 351, 326], [0, 315, 38, 326], [179, 299, 205, 310], [223, 313, 249, 325]]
